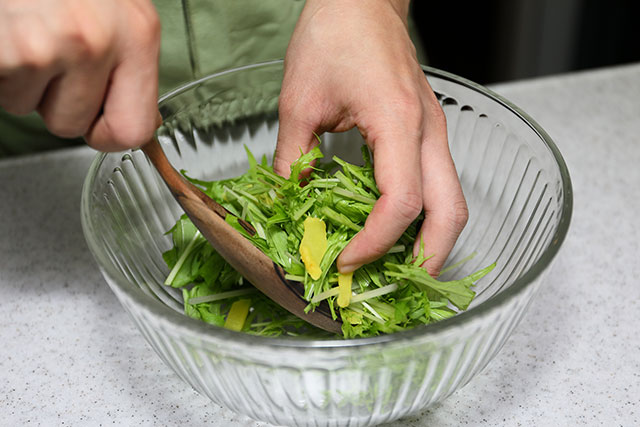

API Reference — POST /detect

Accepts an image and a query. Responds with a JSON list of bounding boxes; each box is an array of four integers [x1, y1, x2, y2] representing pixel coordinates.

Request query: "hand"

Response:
[[274, 0, 468, 276], [0, 0, 161, 151]]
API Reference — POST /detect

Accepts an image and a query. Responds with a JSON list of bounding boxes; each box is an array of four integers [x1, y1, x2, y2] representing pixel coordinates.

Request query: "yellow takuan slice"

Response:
[[299, 217, 328, 280], [224, 299, 251, 331], [337, 272, 353, 307]]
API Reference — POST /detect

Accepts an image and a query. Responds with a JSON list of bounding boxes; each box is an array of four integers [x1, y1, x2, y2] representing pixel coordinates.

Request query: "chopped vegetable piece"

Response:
[[310, 286, 341, 304], [188, 288, 256, 305], [224, 299, 252, 331], [337, 272, 353, 307], [299, 217, 328, 280], [350, 283, 398, 304], [161, 142, 496, 338]]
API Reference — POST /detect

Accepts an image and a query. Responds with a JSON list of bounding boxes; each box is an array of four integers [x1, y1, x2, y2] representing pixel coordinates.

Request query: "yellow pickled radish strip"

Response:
[[299, 217, 327, 280], [337, 272, 353, 308], [224, 299, 251, 331]]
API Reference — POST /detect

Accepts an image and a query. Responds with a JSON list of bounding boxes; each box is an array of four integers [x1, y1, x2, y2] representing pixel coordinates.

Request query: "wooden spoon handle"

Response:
[[141, 138, 342, 334], [141, 139, 237, 225]]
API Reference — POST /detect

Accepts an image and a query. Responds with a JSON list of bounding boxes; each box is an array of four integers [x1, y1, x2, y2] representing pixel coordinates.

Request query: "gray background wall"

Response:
[[412, 0, 640, 83]]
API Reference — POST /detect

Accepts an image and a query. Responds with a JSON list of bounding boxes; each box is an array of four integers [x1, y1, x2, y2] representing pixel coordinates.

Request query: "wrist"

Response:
[[304, 0, 410, 21]]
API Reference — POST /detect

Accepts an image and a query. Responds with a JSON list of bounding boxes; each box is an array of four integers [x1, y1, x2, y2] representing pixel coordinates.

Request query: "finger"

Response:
[[337, 122, 423, 273], [0, 67, 56, 116], [273, 98, 319, 179], [415, 105, 468, 277], [37, 63, 110, 138], [0, 16, 58, 115], [85, 18, 160, 151]]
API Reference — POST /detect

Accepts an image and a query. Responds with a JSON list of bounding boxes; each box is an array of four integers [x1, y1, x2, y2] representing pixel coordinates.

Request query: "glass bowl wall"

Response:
[[81, 61, 572, 427]]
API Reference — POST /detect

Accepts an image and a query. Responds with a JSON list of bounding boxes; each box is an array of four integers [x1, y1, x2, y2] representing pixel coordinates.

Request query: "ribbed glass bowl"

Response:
[[81, 61, 572, 426]]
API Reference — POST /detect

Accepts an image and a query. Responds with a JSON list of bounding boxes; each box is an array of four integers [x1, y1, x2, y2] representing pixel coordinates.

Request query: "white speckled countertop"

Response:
[[1, 63, 639, 426]]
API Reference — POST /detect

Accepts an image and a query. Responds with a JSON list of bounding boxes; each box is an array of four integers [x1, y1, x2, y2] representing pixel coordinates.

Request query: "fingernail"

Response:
[[338, 263, 357, 274], [337, 255, 359, 274]]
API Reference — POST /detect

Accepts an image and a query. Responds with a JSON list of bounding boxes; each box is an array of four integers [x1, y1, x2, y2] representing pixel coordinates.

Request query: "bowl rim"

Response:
[[81, 60, 573, 350]]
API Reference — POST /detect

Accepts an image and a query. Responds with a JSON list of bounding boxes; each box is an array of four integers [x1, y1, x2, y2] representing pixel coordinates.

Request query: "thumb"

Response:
[[85, 19, 160, 151]]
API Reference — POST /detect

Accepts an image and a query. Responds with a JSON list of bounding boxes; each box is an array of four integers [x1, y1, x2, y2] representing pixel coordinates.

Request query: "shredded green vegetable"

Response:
[[162, 144, 495, 338]]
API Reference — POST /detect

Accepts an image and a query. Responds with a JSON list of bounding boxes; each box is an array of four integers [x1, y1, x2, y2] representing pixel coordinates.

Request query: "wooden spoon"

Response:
[[141, 138, 342, 335]]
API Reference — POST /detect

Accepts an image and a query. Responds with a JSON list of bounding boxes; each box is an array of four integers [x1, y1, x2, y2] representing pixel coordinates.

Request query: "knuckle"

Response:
[[63, 23, 113, 61], [427, 199, 469, 237], [64, 30, 90, 59], [423, 93, 447, 129], [449, 198, 469, 233], [148, 13, 162, 40], [388, 92, 424, 129], [428, 102, 447, 129], [80, 35, 111, 61], [19, 37, 56, 69], [395, 86, 422, 108], [132, 9, 161, 47], [430, 198, 468, 236], [392, 192, 423, 223], [428, 100, 446, 121]]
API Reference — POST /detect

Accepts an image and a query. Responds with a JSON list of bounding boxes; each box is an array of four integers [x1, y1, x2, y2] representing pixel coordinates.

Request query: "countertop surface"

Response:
[[1, 63, 639, 426]]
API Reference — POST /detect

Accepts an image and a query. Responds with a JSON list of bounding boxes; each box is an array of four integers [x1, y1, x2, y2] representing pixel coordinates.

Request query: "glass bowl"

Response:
[[81, 60, 572, 426]]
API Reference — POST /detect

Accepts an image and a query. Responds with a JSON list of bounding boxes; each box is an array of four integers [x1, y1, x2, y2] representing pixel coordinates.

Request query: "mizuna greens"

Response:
[[162, 144, 495, 338]]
